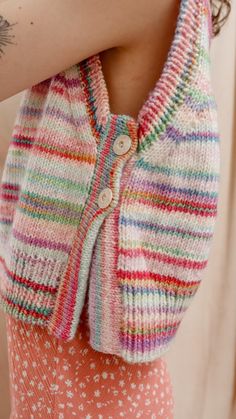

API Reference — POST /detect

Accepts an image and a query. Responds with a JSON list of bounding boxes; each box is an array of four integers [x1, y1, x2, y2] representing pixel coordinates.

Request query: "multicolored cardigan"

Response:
[[0, 0, 220, 363]]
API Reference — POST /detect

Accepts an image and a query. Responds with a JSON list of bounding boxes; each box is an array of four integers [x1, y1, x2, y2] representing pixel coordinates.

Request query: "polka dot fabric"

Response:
[[5, 304, 175, 418]]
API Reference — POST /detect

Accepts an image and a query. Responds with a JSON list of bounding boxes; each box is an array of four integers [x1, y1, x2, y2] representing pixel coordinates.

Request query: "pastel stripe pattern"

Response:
[[0, 0, 220, 363], [0, 68, 98, 325]]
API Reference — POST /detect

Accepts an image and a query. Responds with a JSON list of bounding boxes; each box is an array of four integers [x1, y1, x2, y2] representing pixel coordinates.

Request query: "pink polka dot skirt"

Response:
[[5, 305, 175, 418]]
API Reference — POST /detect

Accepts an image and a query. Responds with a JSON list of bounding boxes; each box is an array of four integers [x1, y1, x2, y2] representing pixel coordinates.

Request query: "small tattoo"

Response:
[[0, 15, 17, 58]]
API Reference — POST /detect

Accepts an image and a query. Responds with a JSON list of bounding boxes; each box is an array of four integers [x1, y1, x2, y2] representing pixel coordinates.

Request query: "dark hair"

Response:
[[210, 0, 231, 36]]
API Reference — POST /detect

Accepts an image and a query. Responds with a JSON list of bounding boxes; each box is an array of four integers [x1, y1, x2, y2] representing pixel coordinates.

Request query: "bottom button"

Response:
[[97, 187, 113, 209]]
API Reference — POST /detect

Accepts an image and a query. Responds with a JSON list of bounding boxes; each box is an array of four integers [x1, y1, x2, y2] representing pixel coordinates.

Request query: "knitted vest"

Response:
[[0, 0, 220, 364]]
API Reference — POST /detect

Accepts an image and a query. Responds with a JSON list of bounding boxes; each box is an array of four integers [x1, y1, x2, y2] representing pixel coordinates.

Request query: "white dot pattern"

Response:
[[5, 310, 175, 418]]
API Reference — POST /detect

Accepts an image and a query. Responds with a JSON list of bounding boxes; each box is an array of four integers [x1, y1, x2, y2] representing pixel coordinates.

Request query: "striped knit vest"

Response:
[[0, 0, 220, 363]]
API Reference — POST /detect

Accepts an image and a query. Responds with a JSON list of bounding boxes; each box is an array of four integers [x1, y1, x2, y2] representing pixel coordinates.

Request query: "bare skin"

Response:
[[0, 14, 17, 56], [99, 1, 179, 120], [0, 0, 179, 120]]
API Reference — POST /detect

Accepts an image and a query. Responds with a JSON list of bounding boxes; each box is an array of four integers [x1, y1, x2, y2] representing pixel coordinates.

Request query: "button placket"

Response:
[[96, 133, 133, 209], [49, 114, 139, 342]]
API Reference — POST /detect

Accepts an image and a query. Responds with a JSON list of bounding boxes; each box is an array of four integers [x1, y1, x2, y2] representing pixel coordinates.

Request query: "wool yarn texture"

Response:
[[0, 0, 220, 364]]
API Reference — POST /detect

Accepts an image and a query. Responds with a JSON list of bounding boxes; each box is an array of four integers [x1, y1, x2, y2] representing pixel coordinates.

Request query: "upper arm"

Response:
[[0, 0, 150, 102]]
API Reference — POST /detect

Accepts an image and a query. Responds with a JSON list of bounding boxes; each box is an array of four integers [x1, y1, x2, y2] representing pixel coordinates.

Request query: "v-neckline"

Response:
[[76, 0, 205, 152]]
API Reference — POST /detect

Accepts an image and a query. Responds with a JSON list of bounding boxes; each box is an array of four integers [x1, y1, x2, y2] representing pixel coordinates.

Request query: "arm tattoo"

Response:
[[0, 15, 17, 58]]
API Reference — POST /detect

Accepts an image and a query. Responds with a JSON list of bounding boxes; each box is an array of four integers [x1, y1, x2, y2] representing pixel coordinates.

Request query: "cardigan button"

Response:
[[113, 134, 132, 155], [97, 187, 113, 209]]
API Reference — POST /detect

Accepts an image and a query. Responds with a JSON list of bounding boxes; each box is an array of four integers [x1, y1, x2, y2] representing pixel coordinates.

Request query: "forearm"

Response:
[[0, 0, 164, 103]]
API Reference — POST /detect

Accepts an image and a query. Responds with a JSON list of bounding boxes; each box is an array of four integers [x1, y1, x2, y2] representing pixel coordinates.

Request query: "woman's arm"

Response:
[[0, 0, 154, 102]]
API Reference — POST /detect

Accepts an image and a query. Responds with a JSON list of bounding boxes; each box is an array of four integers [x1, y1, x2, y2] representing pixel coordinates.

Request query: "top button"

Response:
[[113, 135, 132, 156]]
